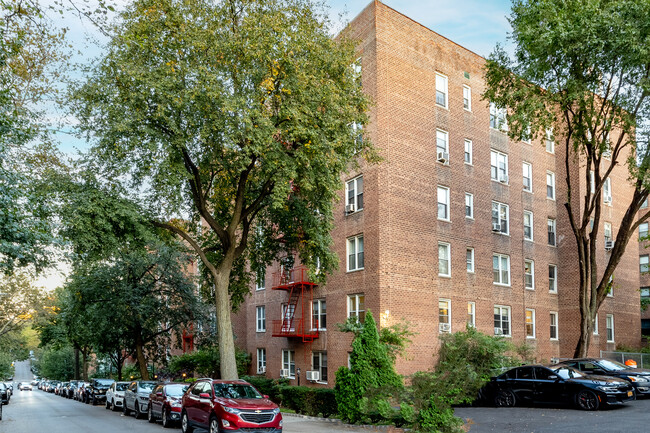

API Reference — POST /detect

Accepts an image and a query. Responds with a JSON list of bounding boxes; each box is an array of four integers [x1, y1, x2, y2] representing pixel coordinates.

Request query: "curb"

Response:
[[281, 412, 408, 432]]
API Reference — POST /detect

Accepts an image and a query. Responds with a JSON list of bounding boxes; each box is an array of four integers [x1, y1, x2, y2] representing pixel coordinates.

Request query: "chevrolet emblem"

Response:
[[255, 410, 262, 413]]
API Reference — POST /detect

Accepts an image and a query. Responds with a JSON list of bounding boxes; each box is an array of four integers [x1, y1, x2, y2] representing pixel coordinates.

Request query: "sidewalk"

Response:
[[282, 413, 406, 433]]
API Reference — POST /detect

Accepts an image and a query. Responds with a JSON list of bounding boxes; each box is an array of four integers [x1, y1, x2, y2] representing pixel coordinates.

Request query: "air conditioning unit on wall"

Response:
[[345, 203, 356, 214], [439, 323, 451, 333], [436, 151, 449, 164], [306, 371, 320, 381], [280, 369, 290, 378]]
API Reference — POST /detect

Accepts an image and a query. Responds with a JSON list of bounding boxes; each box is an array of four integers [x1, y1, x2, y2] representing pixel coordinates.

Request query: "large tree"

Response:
[[71, 0, 375, 378], [484, 0, 650, 356]]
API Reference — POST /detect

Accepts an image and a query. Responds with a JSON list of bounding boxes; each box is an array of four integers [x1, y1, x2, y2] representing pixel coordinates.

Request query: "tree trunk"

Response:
[[134, 333, 149, 380], [574, 309, 593, 357], [74, 348, 80, 380], [214, 255, 238, 380], [82, 351, 88, 381]]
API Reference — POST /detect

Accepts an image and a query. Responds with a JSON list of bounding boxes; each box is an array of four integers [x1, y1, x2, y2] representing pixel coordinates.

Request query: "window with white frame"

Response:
[[436, 129, 449, 158], [465, 193, 474, 218], [351, 122, 363, 151], [548, 218, 557, 246], [256, 268, 266, 290], [282, 350, 295, 378], [607, 274, 614, 297], [466, 248, 475, 273], [550, 312, 558, 340], [257, 348, 266, 374], [493, 254, 510, 286], [641, 255, 649, 273], [312, 352, 328, 383], [490, 150, 509, 182], [346, 176, 364, 213], [642, 198, 648, 209], [594, 314, 599, 335], [464, 139, 473, 164], [256, 306, 266, 332], [603, 177, 612, 204], [524, 260, 535, 290], [437, 186, 450, 221], [549, 264, 557, 293], [640, 223, 649, 240], [494, 305, 511, 336], [281, 303, 295, 331], [347, 235, 364, 271], [435, 73, 448, 108], [467, 302, 476, 327], [590, 170, 595, 195], [523, 162, 532, 192], [545, 128, 555, 153], [546, 171, 556, 200], [524, 211, 534, 241], [439, 243, 451, 277], [348, 294, 365, 323], [439, 299, 451, 333], [522, 125, 532, 143], [312, 299, 326, 330], [606, 314, 614, 342], [489, 102, 507, 131], [525, 309, 536, 338], [463, 85, 471, 111], [603, 133, 612, 159], [491, 201, 509, 234], [604, 222, 612, 243]]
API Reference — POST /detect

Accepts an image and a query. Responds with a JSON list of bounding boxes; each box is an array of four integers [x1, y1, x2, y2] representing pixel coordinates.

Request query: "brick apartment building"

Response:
[[231, 1, 642, 386], [638, 204, 650, 336]]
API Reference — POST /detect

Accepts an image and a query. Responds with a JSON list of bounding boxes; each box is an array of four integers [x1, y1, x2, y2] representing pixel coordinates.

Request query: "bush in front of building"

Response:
[[168, 345, 251, 378], [279, 386, 337, 417], [241, 375, 288, 404]]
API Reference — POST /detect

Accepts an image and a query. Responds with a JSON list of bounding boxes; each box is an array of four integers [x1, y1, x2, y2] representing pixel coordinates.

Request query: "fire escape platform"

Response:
[[270, 266, 319, 342]]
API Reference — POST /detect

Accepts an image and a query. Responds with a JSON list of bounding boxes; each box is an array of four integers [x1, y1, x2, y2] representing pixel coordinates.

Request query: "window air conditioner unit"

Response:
[[257, 367, 266, 374], [494, 327, 503, 335], [605, 240, 615, 251], [499, 174, 509, 184], [345, 203, 356, 214], [305, 371, 320, 381], [604, 196, 612, 204], [436, 151, 449, 164], [280, 369, 290, 378], [492, 222, 502, 232], [439, 323, 451, 333]]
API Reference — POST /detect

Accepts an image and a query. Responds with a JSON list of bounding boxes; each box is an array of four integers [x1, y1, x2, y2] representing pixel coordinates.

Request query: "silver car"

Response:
[[123, 381, 157, 419], [105, 381, 130, 411]]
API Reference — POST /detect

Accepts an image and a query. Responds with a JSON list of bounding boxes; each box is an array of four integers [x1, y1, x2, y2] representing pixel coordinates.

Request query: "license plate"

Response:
[[628, 391, 633, 397]]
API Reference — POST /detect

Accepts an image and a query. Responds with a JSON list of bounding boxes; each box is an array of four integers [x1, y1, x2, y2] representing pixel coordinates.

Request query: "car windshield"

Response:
[[95, 379, 114, 386], [214, 384, 262, 399], [116, 383, 129, 391], [598, 359, 628, 371], [553, 366, 586, 379], [165, 384, 189, 397], [139, 382, 156, 391]]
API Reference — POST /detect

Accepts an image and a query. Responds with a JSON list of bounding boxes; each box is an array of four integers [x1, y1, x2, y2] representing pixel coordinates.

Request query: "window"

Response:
[[347, 235, 364, 271], [494, 305, 511, 336], [524, 260, 535, 290], [464, 139, 473, 164], [466, 248, 475, 273], [312, 352, 328, 383], [603, 178, 612, 204], [548, 218, 557, 246], [642, 198, 648, 209], [465, 193, 474, 218], [439, 299, 451, 333], [641, 255, 649, 273], [312, 299, 326, 330], [438, 243, 451, 277], [282, 350, 295, 378], [467, 302, 476, 327], [525, 309, 536, 338], [257, 348, 266, 374], [281, 303, 295, 332], [590, 170, 595, 195], [493, 254, 510, 286], [348, 294, 365, 322], [351, 122, 363, 151], [606, 314, 614, 342], [549, 264, 558, 293], [594, 314, 599, 335], [549, 312, 558, 340], [546, 171, 555, 200], [642, 287, 650, 299], [463, 85, 471, 111], [435, 73, 448, 108], [522, 162, 532, 192], [522, 125, 532, 143], [604, 222, 612, 243], [490, 150, 509, 182], [640, 223, 648, 240], [255, 268, 266, 290], [491, 201, 509, 234], [346, 176, 364, 213], [523, 211, 533, 241], [436, 129, 449, 158], [489, 102, 507, 131], [437, 186, 450, 221], [256, 306, 266, 332], [545, 128, 555, 153]]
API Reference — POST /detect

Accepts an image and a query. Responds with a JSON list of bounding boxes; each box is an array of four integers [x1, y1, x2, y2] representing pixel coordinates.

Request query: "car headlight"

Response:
[[272, 407, 280, 415], [139, 395, 149, 401], [222, 406, 241, 414], [629, 376, 649, 383], [171, 401, 182, 408], [598, 386, 619, 392]]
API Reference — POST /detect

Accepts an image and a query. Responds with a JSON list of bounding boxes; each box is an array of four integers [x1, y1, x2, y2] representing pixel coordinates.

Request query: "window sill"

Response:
[[464, 161, 473, 166], [346, 209, 364, 216], [549, 290, 558, 295], [438, 275, 451, 279], [547, 197, 556, 201], [493, 283, 511, 288], [256, 288, 265, 291], [463, 108, 472, 113], [437, 218, 451, 223], [492, 232, 510, 237], [346, 268, 365, 273], [523, 189, 533, 194], [466, 216, 474, 220], [491, 179, 510, 186], [315, 381, 328, 385], [524, 238, 533, 242], [435, 103, 449, 110], [550, 338, 559, 341], [256, 330, 266, 333], [525, 287, 535, 291], [467, 270, 475, 274], [526, 336, 536, 340]]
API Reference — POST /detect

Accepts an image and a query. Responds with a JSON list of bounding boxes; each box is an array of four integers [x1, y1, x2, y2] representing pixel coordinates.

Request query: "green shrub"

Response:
[[416, 395, 464, 433], [168, 345, 250, 378], [279, 386, 337, 417], [313, 388, 337, 418], [241, 376, 287, 404]]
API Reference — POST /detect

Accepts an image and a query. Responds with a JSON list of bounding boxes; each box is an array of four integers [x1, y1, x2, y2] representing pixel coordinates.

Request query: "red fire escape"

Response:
[[182, 324, 194, 353], [271, 266, 319, 342]]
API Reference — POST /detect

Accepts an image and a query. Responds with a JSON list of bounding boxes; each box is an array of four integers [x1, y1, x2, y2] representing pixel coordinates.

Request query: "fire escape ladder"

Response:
[[281, 285, 301, 333]]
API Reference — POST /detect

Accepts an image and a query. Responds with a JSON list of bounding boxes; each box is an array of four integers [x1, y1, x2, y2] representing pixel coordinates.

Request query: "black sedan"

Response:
[[481, 365, 634, 410], [557, 358, 650, 397]]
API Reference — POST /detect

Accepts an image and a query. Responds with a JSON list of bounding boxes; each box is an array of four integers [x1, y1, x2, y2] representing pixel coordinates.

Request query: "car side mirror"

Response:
[[263, 394, 270, 399], [549, 374, 560, 381], [199, 392, 211, 399]]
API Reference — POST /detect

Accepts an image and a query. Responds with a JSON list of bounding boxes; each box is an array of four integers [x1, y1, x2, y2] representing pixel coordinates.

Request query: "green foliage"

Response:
[[279, 386, 337, 417], [33, 344, 75, 380], [338, 316, 415, 361], [0, 352, 14, 380], [168, 346, 251, 379], [415, 394, 464, 433]]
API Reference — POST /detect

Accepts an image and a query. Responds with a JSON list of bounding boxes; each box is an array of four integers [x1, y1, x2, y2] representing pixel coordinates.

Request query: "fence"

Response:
[[601, 350, 650, 368]]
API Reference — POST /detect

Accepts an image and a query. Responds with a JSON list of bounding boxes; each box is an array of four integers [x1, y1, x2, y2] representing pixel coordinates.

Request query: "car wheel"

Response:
[[209, 416, 220, 433], [106, 399, 111, 410], [134, 403, 142, 419], [92, 396, 96, 406], [494, 389, 516, 407], [576, 389, 600, 410], [148, 405, 155, 423], [123, 401, 131, 416], [162, 407, 171, 428], [181, 411, 193, 433]]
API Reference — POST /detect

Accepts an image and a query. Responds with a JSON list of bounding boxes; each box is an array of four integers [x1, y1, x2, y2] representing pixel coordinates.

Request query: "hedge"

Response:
[[280, 386, 337, 418]]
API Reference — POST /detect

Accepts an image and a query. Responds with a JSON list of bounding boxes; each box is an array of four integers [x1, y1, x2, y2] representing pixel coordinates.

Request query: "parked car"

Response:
[[58, 382, 70, 396], [147, 383, 189, 427], [76, 382, 90, 401], [87, 379, 115, 405], [66, 381, 79, 399], [180, 379, 282, 433], [106, 381, 130, 411], [480, 365, 634, 410], [124, 381, 157, 419], [4, 383, 12, 398], [0, 383, 9, 404], [557, 358, 650, 397]]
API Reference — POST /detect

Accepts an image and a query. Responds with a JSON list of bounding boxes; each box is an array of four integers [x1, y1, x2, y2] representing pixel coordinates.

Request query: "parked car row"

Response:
[[38, 377, 284, 431], [481, 357, 649, 411]]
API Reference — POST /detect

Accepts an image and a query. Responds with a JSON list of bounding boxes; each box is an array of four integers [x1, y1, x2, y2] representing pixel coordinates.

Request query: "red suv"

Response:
[[180, 379, 282, 433]]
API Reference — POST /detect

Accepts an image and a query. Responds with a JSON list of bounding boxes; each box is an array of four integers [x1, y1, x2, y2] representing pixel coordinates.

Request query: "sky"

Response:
[[36, 0, 515, 290]]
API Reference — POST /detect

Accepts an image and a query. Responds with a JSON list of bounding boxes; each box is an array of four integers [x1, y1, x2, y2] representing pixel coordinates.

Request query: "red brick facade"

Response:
[[231, 1, 642, 387]]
